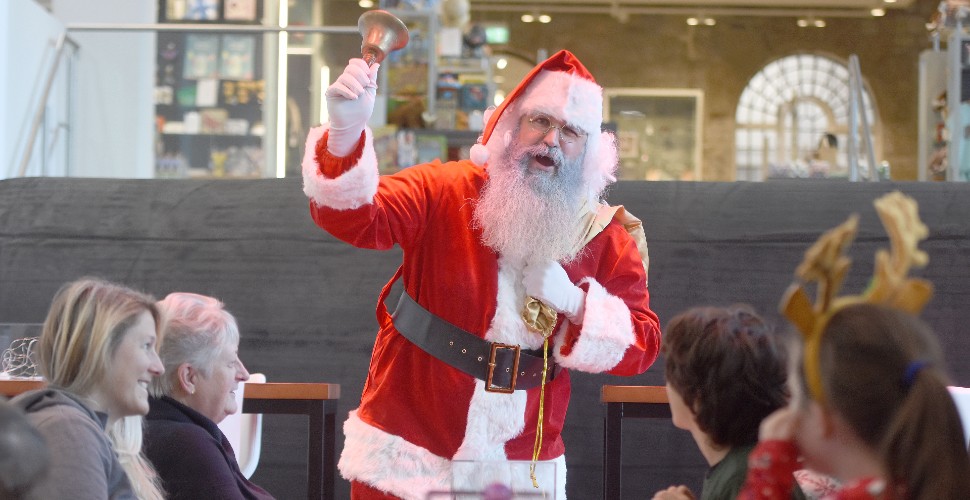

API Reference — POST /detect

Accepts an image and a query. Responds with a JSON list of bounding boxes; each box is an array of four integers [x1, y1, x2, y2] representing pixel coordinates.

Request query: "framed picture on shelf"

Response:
[[603, 88, 704, 181], [183, 34, 220, 79], [380, 0, 437, 10], [155, 86, 174, 106], [185, 0, 219, 21], [176, 84, 197, 107], [163, 0, 188, 21], [200, 108, 229, 134], [219, 35, 255, 80], [459, 83, 488, 111], [616, 130, 639, 159], [415, 134, 447, 164], [224, 0, 258, 21]]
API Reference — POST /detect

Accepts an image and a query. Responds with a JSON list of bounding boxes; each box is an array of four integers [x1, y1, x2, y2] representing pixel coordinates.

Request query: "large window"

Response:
[[735, 54, 880, 181]]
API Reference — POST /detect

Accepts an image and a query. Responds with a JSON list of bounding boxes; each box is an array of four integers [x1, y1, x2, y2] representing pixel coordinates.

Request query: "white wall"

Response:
[[52, 0, 156, 178], [2, 0, 70, 179]]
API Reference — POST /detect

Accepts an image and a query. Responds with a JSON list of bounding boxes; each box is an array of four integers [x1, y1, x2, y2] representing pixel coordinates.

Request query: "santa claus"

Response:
[[302, 50, 661, 499]]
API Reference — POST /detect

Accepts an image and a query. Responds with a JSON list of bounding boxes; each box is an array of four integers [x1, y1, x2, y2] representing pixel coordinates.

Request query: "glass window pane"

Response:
[[734, 53, 878, 181]]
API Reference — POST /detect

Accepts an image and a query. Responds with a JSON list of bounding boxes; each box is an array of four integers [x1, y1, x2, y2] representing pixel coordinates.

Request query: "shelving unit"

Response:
[[947, 23, 970, 181], [922, 2, 970, 181], [376, 3, 493, 170], [918, 48, 948, 181], [154, 0, 275, 178]]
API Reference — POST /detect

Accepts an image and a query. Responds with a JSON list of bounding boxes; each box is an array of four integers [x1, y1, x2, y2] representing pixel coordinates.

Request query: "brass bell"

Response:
[[357, 10, 409, 66]]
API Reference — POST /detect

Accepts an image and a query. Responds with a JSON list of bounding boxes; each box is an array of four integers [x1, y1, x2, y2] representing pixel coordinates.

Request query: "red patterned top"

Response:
[[738, 440, 897, 500]]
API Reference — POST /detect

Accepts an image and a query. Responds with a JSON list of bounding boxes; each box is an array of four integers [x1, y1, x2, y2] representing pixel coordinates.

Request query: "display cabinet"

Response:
[[918, 49, 948, 181], [154, 0, 277, 178], [947, 28, 970, 181], [376, 2, 494, 171], [603, 88, 704, 181], [922, 1, 970, 181]]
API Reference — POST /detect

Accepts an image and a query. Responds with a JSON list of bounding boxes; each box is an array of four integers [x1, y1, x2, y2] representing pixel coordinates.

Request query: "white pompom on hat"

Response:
[[469, 50, 618, 201]]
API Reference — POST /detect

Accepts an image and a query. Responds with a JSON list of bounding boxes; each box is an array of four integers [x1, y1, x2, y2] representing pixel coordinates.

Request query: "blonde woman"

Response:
[[11, 277, 165, 499]]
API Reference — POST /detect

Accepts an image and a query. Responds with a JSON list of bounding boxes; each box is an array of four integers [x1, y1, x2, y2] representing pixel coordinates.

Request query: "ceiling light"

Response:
[[797, 18, 809, 28], [703, 17, 716, 26], [521, 13, 534, 23], [814, 19, 826, 27], [538, 14, 551, 23], [496, 57, 508, 70], [358, 0, 374, 7], [883, 0, 896, 3], [686, 17, 699, 26], [871, 8, 886, 16]]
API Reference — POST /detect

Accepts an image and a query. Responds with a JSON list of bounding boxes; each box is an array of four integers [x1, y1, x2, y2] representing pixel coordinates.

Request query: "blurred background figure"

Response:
[[0, 399, 49, 499]]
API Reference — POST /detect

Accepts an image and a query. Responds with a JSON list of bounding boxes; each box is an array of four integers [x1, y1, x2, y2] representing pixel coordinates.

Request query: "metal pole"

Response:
[[17, 33, 76, 178], [66, 22, 358, 35], [849, 55, 877, 180], [847, 62, 859, 181]]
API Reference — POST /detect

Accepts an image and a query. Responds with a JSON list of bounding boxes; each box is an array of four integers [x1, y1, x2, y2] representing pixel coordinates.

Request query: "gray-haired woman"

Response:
[[143, 292, 274, 499]]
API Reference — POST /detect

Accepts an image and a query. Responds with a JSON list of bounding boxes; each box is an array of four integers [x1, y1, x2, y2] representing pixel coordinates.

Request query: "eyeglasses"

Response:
[[525, 113, 586, 144]]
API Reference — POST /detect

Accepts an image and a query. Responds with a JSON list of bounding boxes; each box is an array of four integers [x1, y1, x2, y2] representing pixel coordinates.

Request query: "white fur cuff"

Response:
[[553, 279, 635, 373], [301, 125, 380, 210], [337, 410, 451, 500]]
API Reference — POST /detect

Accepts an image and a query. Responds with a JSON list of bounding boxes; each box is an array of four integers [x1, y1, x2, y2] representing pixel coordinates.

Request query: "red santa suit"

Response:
[[301, 50, 661, 500]]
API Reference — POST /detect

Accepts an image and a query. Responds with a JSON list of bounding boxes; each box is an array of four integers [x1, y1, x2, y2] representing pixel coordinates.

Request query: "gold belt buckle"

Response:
[[485, 343, 520, 393]]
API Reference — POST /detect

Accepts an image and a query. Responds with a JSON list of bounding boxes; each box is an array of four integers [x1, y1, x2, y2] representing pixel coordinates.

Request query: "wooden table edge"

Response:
[[242, 382, 340, 401], [1, 380, 341, 401], [600, 385, 668, 404]]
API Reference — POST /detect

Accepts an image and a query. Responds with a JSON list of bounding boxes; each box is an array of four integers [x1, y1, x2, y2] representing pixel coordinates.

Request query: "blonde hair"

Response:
[[38, 277, 165, 500], [39, 277, 159, 393], [108, 416, 165, 500]]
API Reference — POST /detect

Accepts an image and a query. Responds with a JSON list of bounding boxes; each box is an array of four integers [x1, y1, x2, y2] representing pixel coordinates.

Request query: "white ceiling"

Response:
[[469, 0, 917, 18]]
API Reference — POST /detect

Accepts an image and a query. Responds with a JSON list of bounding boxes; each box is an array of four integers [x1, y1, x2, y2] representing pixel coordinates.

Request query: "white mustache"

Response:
[[517, 143, 564, 169]]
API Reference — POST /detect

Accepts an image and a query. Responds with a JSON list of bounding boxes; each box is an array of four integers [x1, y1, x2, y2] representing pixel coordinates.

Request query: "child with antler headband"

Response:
[[738, 191, 970, 500]]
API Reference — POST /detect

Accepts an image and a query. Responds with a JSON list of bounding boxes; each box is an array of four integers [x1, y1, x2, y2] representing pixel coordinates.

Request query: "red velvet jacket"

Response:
[[302, 126, 661, 499]]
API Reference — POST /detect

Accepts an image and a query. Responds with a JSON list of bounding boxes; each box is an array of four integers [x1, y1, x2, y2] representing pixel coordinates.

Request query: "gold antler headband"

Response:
[[780, 191, 934, 404]]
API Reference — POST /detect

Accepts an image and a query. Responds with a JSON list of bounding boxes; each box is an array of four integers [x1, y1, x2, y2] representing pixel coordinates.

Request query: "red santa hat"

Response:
[[469, 50, 618, 199]]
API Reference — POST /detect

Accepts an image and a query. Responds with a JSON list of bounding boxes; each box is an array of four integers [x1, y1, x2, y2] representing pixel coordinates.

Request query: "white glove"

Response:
[[325, 58, 379, 157], [522, 261, 586, 323]]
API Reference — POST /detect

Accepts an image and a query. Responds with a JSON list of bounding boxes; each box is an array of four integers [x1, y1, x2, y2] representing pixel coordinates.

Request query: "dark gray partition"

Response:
[[2, 176, 968, 499]]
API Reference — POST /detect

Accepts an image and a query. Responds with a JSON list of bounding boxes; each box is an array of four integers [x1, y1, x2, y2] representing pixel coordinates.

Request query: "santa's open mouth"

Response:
[[533, 154, 556, 170]]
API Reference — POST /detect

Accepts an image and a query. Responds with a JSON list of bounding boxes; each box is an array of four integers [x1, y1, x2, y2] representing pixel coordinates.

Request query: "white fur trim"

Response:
[[454, 258, 536, 461], [487, 257, 544, 349], [469, 143, 489, 166], [453, 379, 527, 461], [582, 130, 619, 206], [338, 410, 451, 500], [518, 70, 603, 135], [301, 125, 379, 210], [553, 278, 635, 373]]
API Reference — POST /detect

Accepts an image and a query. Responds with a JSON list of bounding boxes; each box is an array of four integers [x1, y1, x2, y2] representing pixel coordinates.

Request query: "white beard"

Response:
[[472, 133, 587, 265]]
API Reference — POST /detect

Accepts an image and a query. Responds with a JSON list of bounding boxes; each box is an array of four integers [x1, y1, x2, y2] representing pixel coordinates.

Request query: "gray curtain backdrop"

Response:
[[2, 177, 968, 499]]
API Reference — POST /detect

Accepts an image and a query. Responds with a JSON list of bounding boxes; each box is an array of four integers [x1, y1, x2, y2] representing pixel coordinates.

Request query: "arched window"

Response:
[[735, 54, 880, 181]]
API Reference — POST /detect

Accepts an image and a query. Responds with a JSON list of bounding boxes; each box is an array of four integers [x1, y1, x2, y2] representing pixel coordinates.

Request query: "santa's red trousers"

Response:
[[351, 481, 402, 499]]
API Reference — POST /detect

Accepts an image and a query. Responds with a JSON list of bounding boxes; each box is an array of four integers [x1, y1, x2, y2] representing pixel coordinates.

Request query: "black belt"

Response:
[[390, 291, 556, 393]]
